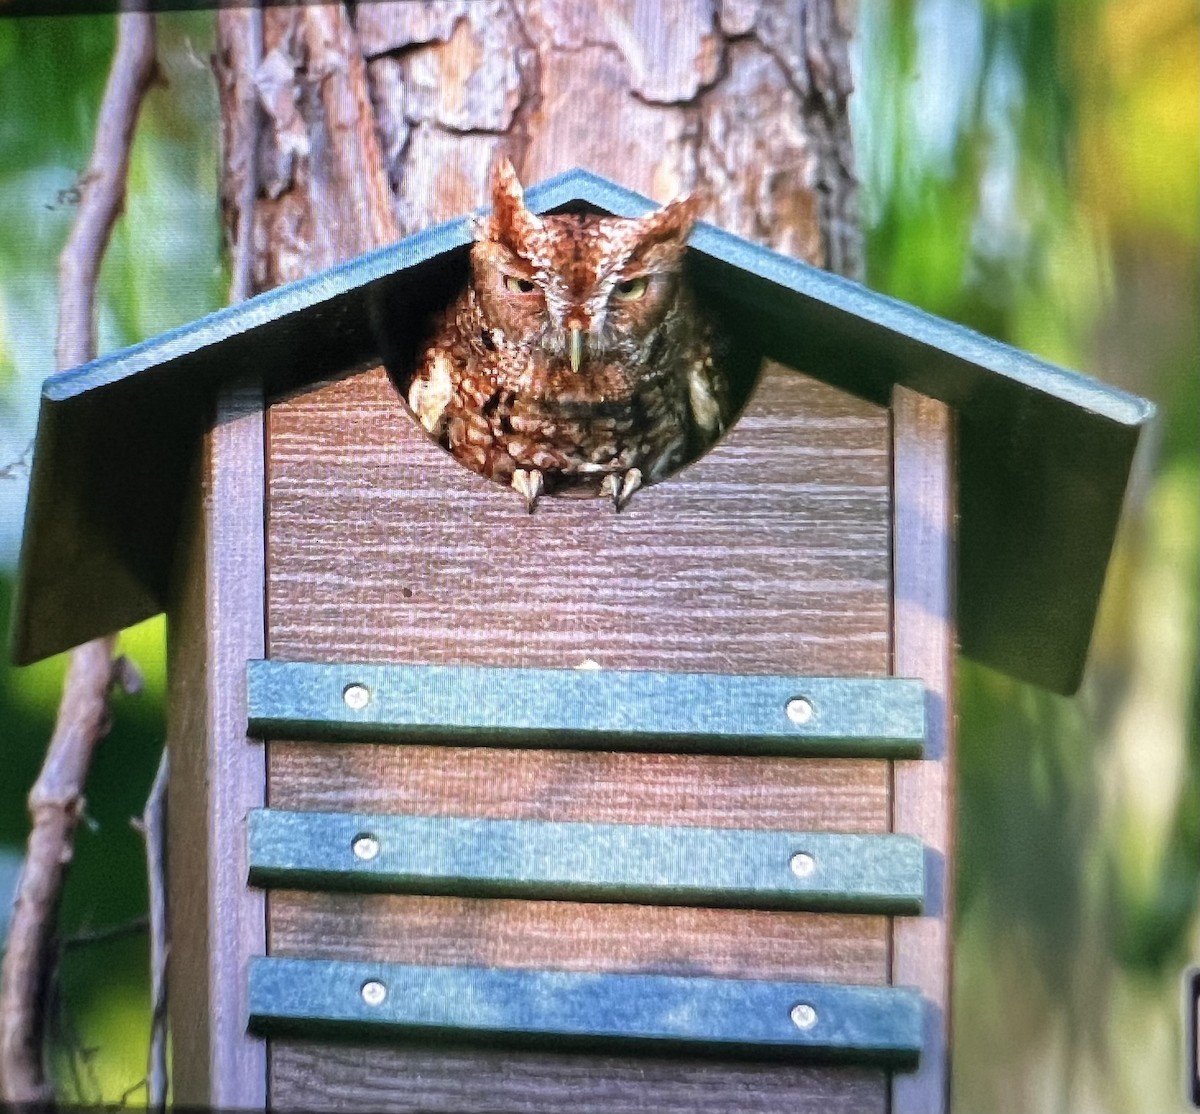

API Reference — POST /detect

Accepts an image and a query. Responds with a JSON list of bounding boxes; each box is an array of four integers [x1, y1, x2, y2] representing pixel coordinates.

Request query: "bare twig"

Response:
[[0, 11, 158, 1106], [56, 12, 159, 371], [1, 639, 120, 1103], [0, 440, 34, 481], [111, 1074, 150, 1109], [61, 916, 149, 952], [132, 750, 169, 1114]]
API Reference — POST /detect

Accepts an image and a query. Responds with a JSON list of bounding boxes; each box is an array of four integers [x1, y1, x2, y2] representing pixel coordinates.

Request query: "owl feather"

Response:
[[407, 158, 730, 512]]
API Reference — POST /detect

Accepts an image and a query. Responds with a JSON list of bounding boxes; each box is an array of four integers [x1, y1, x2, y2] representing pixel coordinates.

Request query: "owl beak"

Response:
[[568, 325, 585, 373]]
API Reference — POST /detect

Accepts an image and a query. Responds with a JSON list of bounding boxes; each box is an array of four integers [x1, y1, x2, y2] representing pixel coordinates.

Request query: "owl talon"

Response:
[[512, 468, 544, 513], [602, 468, 642, 511]]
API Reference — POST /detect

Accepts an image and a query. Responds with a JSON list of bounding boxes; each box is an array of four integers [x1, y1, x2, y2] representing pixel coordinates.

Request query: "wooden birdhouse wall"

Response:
[[164, 360, 953, 1113]]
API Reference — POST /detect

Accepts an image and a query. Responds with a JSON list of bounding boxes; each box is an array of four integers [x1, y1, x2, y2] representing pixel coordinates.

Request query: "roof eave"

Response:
[[10, 168, 1155, 693]]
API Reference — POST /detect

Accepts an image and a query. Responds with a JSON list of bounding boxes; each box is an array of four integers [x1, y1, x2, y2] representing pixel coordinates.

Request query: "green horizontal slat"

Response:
[[247, 809, 924, 914], [247, 957, 923, 1063], [246, 660, 926, 758]]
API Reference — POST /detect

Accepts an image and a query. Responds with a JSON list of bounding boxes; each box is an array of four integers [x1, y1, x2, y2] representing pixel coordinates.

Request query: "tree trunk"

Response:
[[216, 0, 859, 290]]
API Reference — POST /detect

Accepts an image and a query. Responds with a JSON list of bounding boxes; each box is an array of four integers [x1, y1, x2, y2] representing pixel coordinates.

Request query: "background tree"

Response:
[[214, 2, 860, 291]]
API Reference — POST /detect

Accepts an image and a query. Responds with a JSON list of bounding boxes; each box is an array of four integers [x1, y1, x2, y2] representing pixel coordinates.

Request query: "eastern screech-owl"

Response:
[[406, 158, 730, 512]]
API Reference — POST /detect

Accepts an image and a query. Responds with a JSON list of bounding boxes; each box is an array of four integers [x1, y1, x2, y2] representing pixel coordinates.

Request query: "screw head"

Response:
[[790, 1002, 818, 1030], [343, 683, 371, 710], [361, 980, 387, 1006], [785, 696, 814, 725], [352, 834, 380, 861], [789, 852, 816, 879]]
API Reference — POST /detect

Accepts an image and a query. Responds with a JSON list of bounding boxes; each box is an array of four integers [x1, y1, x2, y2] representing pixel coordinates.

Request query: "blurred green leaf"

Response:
[[0, 17, 114, 172], [856, 0, 1199, 1108]]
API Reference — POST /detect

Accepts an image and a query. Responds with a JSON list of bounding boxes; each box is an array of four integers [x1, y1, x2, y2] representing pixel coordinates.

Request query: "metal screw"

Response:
[[790, 1003, 818, 1030], [785, 696, 814, 725], [343, 683, 371, 710], [352, 834, 380, 861], [361, 980, 387, 1006], [789, 852, 816, 879]]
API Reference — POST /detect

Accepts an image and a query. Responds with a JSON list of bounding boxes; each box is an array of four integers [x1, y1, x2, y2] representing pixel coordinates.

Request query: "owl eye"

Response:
[[612, 276, 650, 302], [503, 274, 539, 294]]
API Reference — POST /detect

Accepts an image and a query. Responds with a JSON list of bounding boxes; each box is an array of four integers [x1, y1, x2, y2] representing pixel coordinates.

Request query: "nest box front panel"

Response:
[[266, 364, 890, 672], [259, 359, 901, 1112]]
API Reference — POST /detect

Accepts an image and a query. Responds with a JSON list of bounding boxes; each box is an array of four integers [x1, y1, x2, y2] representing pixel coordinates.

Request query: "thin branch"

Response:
[[56, 13, 160, 371], [1, 639, 120, 1104], [0, 11, 158, 1106], [0, 440, 34, 481], [132, 750, 169, 1114], [111, 1074, 150, 1109], [61, 917, 150, 952]]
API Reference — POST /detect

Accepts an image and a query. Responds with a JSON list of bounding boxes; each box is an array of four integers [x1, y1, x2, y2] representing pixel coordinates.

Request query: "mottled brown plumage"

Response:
[[408, 158, 729, 511]]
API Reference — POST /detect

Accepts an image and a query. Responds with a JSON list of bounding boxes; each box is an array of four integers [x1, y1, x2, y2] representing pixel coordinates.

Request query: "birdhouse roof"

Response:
[[9, 169, 1153, 693]]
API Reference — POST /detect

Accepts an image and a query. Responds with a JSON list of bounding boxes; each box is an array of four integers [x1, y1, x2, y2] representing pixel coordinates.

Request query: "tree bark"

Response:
[[217, 0, 859, 287]]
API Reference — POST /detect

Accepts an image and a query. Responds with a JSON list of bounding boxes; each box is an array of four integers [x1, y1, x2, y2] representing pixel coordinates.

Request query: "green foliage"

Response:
[[0, 13, 223, 386], [1107, 463, 1200, 973], [857, 0, 1199, 1108], [954, 662, 1096, 985], [0, 20, 117, 402], [0, 18, 115, 171], [0, 578, 166, 1104]]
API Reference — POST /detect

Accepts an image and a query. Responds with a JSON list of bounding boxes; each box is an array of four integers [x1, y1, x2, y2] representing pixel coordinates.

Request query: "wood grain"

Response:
[[166, 384, 267, 1108], [264, 362, 893, 1111], [269, 892, 887, 982], [889, 387, 955, 1114], [269, 743, 889, 832], [270, 1042, 886, 1114], [266, 362, 890, 674]]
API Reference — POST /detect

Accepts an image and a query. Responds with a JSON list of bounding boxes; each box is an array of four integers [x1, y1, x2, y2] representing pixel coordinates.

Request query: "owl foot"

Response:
[[512, 468, 544, 513], [601, 468, 642, 512]]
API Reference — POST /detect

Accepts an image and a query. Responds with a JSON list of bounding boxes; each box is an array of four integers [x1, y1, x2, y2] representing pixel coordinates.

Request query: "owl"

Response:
[[406, 158, 730, 512]]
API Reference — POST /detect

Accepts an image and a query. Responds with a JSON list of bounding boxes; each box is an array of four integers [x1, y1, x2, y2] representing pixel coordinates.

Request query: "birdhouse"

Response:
[[10, 170, 1153, 1114]]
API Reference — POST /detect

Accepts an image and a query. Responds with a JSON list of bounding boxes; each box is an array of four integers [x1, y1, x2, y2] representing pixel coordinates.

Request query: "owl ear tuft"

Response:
[[486, 156, 542, 248], [624, 193, 700, 271], [639, 193, 701, 246]]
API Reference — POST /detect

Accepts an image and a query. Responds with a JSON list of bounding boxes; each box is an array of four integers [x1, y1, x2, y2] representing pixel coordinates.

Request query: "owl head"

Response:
[[471, 158, 699, 373]]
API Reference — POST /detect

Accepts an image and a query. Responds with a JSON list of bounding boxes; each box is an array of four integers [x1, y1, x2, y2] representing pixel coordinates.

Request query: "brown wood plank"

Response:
[[266, 362, 891, 674], [270, 1042, 887, 1114], [889, 387, 955, 1114], [166, 383, 268, 1109], [264, 363, 893, 1112], [268, 743, 889, 832], [269, 891, 887, 981]]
